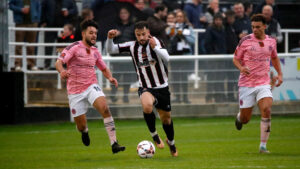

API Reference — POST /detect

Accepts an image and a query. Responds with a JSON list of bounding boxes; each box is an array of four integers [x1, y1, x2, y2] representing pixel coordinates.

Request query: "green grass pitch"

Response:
[[0, 115, 300, 169]]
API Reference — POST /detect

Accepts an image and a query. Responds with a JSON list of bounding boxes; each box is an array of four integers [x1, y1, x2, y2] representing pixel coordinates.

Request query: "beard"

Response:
[[85, 38, 95, 46], [138, 39, 148, 46]]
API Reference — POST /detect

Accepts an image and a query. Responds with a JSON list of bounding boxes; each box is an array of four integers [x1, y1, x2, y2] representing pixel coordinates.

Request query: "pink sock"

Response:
[[260, 118, 271, 147], [103, 116, 117, 145]]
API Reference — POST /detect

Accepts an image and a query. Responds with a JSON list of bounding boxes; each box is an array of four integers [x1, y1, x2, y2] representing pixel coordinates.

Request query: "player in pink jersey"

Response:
[[55, 20, 125, 154], [233, 14, 283, 153]]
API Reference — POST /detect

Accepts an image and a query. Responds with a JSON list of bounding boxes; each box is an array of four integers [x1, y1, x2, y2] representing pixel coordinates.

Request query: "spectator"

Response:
[[262, 5, 283, 43], [56, 24, 76, 53], [74, 8, 94, 41], [9, 0, 41, 71], [184, 0, 206, 54], [184, 0, 206, 29], [243, 1, 253, 17], [144, 0, 157, 9], [40, 0, 78, 70], [147, 4, 168, 45], [82, 0, 95, 9], [205, 0, 222, 25], [224, 10, 239, 102], [254, 0, 278, 20], [233, 2, 252, 40], [204, 14, 226, 103], [110, 7, 136, 103], [134, 0, 154, 18], [162, 0, 184, 12], [165, 12, 176, 52], [170, 10, 195, 104]]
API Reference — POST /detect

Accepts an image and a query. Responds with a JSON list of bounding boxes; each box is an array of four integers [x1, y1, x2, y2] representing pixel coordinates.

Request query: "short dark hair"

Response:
[[154, 4, 166, 13], [251, 14, 266, 24], [225, 10, 235, 18], [80, 20, 98, 32], [134, 21, 149, 30]]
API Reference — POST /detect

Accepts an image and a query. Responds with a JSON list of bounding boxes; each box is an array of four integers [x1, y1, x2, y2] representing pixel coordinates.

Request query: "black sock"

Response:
[[163, 120, 174, 141], [143, 112, 156, 133]]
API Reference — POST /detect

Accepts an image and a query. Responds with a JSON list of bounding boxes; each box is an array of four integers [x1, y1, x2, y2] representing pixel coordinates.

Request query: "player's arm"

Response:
[[271, 55, 283, 87], [149, 36, 169, 62], [106, 29, 120, 54], [55, 59, 70, 79], [233, 58, 250, 75], [101, 68, 118, 88]]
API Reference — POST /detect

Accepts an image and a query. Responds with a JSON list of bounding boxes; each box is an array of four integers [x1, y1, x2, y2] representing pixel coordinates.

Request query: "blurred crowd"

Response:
[[9, 0, 284, 103]]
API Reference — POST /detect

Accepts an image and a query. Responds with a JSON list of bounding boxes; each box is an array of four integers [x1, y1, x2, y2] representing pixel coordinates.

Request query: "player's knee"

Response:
[[142, 103, 153, 113], [102, 106, 111, 117], [263, 107, 271, 117]]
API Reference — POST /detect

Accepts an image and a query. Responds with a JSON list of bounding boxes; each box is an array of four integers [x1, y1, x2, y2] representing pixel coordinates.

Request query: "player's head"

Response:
[[134, 21, 150, 45], [80, 20, 98, 46], [251, 14, 267, 39]]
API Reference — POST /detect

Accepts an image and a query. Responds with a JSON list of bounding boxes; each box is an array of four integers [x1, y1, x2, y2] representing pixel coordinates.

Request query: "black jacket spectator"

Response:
[[204, 25, 226, 54], [233, 15, 252, 40]]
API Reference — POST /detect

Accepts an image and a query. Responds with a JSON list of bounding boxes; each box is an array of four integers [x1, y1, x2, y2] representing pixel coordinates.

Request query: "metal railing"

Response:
[[7, 27, 300, 105]]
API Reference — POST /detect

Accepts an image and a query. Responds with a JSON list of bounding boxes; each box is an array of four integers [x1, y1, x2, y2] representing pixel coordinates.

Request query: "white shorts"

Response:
[[239, 85, 272, 108], [68, 84, 105, 117]]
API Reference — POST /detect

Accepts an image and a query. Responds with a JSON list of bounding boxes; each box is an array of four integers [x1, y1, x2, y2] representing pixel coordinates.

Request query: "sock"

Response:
[[260, 118, 271, 148], [163, 120, 175, 145], [237, 112, 241, 122], [103, 116, 117, 145], [143, 112, 156, 133]]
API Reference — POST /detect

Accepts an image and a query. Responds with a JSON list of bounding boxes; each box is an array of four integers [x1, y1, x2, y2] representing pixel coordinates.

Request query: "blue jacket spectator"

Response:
[[184, 0, 206, 28], [9, 0, 41, 24]]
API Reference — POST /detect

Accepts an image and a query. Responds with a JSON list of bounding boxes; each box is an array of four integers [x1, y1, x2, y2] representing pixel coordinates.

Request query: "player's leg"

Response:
[[92, 96, 125, 153], [68, 93, 90, 146], [235, 86, 256, 130], [257, 97, 272, 153], [140, 90, 164, 148], [157, 109, 178, 157], [74, 114, 90, 146]]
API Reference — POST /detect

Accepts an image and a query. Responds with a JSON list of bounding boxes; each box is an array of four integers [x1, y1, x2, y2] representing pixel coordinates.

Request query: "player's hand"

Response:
[[149, 35, 156, 49], [275, 74, 283, 87], [240, 66, 250, 75], [108, 29, 118, 39], [60, 70, 70, 79], [109, 77, 118, 88]]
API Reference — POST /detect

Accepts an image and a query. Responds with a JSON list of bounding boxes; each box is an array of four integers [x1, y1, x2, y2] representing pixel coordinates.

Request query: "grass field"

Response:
[[1, 115, 300, 169]]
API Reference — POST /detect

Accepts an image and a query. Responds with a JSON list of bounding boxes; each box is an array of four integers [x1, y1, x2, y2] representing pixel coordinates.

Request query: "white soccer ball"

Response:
[[137, 140, 155, 158]]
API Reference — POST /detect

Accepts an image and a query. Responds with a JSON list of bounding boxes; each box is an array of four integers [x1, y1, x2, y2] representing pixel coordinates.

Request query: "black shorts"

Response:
[[138, 86, 171, 112]]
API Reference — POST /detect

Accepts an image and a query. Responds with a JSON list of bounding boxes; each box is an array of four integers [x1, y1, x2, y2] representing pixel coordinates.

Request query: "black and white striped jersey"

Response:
[[106, 37, 169, 89]]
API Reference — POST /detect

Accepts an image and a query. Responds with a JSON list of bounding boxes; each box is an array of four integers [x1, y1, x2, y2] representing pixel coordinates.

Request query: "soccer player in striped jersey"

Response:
[[233, 14, 283, 153], [55, 20, 125, 154], [106, 21, 178, 157]]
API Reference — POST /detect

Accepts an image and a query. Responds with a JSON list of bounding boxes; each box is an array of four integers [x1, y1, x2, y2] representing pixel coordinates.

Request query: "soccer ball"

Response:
[[137, 140, 155, 158]]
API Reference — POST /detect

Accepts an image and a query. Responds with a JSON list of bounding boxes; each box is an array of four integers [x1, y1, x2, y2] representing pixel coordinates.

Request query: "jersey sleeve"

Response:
[[95, 51, 107, 71], [58, 41, 79, 63], [234, 37, 248, 60], [118, 41, 133, 53]]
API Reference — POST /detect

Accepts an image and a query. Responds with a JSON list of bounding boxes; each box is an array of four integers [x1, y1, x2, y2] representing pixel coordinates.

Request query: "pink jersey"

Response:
[[234, 34, 277, 87], [58, 41, 107, 94]]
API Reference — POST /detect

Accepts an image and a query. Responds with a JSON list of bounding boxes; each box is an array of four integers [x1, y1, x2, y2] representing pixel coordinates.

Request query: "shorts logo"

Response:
[[60, 53, 66, 58], [71, 109, 76, 115], [240, 100, 243, 106]]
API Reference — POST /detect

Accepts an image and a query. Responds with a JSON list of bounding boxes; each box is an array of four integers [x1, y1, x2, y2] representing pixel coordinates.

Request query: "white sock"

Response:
[[260, 142, 267, 148], [103, 116, 117, 145], [150, 131, 158, 137], [168, 139, 175, 146], [237, 112, 241, 122]]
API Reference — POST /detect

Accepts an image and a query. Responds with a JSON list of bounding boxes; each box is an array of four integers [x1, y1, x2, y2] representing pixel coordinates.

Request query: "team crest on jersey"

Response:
[[86, 48, 90, 54], [258, 42, 264, 47], [60, 53, 66, 58]]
